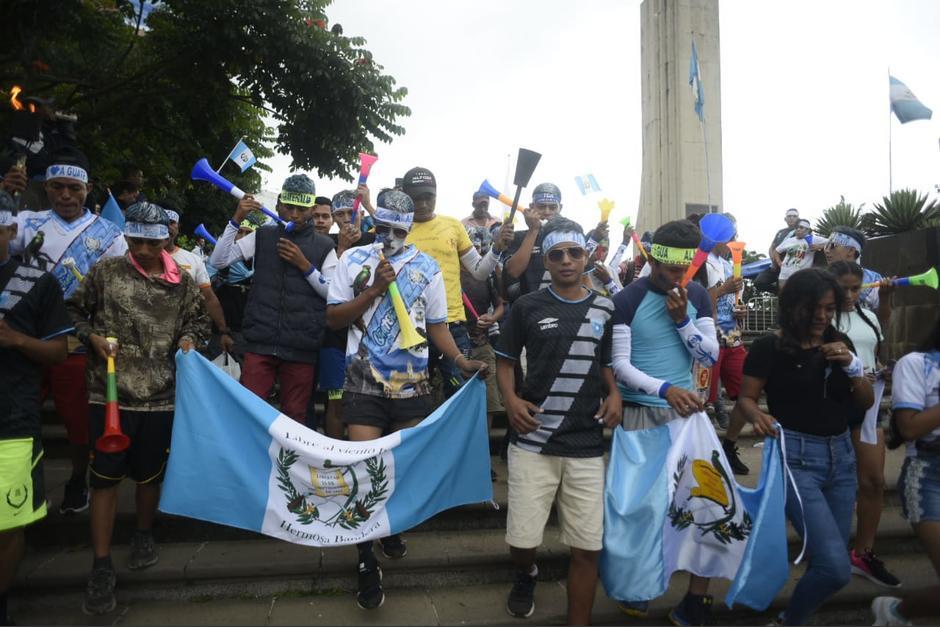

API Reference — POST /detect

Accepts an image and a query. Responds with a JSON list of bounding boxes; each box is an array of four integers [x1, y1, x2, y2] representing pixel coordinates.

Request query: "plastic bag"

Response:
[[210, 352, 241, 381]]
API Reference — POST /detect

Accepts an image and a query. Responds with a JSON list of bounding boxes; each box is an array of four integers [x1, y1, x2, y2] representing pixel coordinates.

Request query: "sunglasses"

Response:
[[375, 224, 409, 239], [546, 246, 586, 263]]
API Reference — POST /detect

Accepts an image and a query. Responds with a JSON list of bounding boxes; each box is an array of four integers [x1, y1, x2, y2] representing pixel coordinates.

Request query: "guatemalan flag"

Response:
[[600, 413, 789, 610], [689, 39, 705, 122], [890, 75, 932, 124], [226, 139, 257, 173], [574, 174, 601, 196], [99, 192, 124, 229], [160, 351, 492, 546]]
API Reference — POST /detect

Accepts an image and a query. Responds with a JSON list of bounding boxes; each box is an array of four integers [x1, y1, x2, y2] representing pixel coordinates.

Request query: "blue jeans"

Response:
[[427, 322, 472, 399], [782, 429, 857, 626]]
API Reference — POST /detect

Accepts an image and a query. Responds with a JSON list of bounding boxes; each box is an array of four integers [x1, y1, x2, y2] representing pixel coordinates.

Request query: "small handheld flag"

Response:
[[100, 191, 125, 229], [575, 174, 601, 196], [225, 139, 257, 173]]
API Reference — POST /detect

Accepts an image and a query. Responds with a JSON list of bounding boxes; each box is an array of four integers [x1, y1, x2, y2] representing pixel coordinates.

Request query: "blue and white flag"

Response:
[[889, 75, 932, 124], [226, 139, 257, 173], [689, 39, 705, 122], [99, 191, 124, 229], [574, 174, 601, 196], [725, 433, 789, 610], [602, 413, 758, 603], [160, 351, 492, 546]]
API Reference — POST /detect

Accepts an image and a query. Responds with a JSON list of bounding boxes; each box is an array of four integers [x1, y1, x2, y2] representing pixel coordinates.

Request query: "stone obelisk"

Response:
[[638, 0, 723, 231]]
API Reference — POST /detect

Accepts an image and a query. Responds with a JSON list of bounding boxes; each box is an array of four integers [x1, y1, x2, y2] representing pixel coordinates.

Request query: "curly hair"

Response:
[[777, 268, 847, 353]]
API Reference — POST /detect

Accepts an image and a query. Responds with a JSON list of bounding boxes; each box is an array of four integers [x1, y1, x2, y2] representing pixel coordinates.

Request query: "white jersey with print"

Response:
[[775, 236, 814, 281], [892, 350, 940, 457], [170, 246, 211, 288]]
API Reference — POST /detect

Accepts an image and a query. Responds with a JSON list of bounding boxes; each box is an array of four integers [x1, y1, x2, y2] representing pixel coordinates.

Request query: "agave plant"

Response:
[[869, 189, 939, 235], [814, 196, 866, 237]]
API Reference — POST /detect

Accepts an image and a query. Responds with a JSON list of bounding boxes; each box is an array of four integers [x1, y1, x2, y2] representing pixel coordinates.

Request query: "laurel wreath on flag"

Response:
[[668, 453, 753, 545], [276, 448, 389, 529]]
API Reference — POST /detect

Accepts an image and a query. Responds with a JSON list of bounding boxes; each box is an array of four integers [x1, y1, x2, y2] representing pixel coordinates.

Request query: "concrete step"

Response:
[[9, 552, 932, 625]]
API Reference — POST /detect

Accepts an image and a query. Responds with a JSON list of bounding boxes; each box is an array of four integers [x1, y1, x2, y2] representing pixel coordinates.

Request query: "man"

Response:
[[775, 218, 819, 289], [326, 189, 486, 610], [503, 183, 564, 299], [402, 166, 512, 399], [822, 226, 894, 326], [210, 174, 336, 425], [11, 146, 127, 515], [753, 208, 800, 294], [462, 190, 500, 229], [0, 191, 71, 626], [111, 180, 140, 211], [67, 201, 209, 615], [609, 219, 720, 625], [160, 202, 234, 354], [496, 217, 621, 624]]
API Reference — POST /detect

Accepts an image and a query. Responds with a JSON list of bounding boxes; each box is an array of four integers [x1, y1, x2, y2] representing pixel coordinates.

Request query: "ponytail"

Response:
[[854, 303, 883, 362]]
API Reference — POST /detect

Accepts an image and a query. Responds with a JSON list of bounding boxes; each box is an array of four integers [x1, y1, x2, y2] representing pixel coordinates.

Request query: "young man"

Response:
[[822, 226, 894, 327], [12, 147, 127, 515], [66, 201, 209, 615], [609, 219, 720, 625], [503, 183, 564, 299], [0, 192, 71, 626], [326, 189, 486, 610], [462, 190, 500, 229], [161, 203, 233, 354], [495, 217, 621, 624], [330, 188, 377, 256], [775, 218, 818, 288], [753, 208, 799, 293], [209, 174, 337, 424], [402, 167, 511, 398]]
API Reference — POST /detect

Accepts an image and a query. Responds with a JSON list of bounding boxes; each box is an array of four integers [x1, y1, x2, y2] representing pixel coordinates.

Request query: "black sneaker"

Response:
[[722, 440, 750, 475], [851, 549, 902, 588], [668, 593, 713, 626], [82, 566, 116, 615], [59, 478, 89, 515], [356, 556, 384, 610], [506, 569, 537, 618], [128, 531, 159, 570], [380, 534, 407, 560]]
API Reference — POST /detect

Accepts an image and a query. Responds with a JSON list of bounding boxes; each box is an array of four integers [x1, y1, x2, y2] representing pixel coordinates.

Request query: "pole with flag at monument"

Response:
[[690, 35, 714, 213], [888, 73, 933, 192]]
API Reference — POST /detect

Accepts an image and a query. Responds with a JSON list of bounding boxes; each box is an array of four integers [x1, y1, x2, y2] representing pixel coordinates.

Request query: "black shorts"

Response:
[[342, 392, 432, 431], [89, 405, 174, 489]]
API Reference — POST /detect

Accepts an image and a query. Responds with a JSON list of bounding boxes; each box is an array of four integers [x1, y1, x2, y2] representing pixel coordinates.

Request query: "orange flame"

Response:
[[10, 85, 24, 111]]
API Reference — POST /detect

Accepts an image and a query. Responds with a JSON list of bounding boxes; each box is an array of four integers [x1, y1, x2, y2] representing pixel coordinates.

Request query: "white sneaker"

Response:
[[871, 597, 911, 626]]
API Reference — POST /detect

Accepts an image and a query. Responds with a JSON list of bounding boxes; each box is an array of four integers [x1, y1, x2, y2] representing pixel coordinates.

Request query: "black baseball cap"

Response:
[[402, 167, 436, 197]]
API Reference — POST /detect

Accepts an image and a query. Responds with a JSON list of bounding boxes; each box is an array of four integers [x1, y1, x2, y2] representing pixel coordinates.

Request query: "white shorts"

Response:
[[505, 444, 604, 551]]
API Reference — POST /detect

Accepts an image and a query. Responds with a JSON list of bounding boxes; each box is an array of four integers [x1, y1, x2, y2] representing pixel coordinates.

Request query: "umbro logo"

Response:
[[538, 317, 558, 331]]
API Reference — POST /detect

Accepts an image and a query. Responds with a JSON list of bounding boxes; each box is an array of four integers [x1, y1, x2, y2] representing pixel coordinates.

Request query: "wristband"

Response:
[[674, 316, 691, 328], [841, 354, 864, 378], [229, 219, 240, 229], [658, 382, 672, 399]]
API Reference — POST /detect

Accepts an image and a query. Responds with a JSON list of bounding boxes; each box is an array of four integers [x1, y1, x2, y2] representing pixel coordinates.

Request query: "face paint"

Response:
[[375, 224, 409, 256]]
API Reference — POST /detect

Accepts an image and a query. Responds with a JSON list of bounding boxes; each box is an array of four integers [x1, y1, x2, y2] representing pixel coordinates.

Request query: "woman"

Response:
[[734, 268, 874, 625], [871, 319, 940, 625], [829, 261, 900, 588]]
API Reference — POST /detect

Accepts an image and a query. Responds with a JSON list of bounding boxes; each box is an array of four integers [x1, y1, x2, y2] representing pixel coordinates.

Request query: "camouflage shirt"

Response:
[[66, 255, 210, 410]]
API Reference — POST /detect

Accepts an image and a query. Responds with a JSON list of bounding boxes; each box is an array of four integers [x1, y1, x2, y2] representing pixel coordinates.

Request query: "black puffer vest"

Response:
[[241, 223, 334, 363]]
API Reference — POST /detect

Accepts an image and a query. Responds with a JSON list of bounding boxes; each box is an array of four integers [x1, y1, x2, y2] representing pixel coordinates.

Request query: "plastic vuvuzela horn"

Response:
[[598, 198, 615, 224], [96, 337, 130, 453], [373, 245, 424, 349], [191, 158, 293, 231], [862, 267, 937, 290], [680, 213, 736, 287]]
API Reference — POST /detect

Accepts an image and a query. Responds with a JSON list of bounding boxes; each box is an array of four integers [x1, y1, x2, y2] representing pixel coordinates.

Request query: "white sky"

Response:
[[264, 0, 940, 249]]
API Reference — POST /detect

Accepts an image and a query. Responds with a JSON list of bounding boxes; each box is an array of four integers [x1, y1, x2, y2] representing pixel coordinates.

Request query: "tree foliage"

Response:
[[869, 188, 939, 236], [0, 0, 409, 233], [814, 196, 866, 237]]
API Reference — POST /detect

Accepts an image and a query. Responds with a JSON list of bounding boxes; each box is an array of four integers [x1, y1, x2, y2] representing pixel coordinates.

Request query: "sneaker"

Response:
[[506, 569, 537, 618], [871, 597, 911, 626], [380, 534, 407, 560], [668, 593, 713, 626], [128, 531, 159, 570], [852, 550, 902, 588], [59, 478, 89, 515], [714, 406, 730, 430], [356, 556, 384, 610], [722, 440, 750, 475], [82, 566, 116, 615], [617, 600, 649, 617]]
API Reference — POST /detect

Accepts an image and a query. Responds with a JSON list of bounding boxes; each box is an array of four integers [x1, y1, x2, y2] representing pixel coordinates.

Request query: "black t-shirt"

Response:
[[495, 287, 614, 457], [506, 229, 550, 297], [743, 333, 857, 436], [0, 259, 72, 438]]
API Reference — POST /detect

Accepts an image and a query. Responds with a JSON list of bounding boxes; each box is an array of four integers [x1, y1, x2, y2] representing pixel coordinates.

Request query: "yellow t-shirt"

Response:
[[406, 215, 473, 322]]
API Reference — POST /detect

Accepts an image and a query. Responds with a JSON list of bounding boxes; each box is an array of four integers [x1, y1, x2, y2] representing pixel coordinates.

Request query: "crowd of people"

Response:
[[0, 144, 938, 627]]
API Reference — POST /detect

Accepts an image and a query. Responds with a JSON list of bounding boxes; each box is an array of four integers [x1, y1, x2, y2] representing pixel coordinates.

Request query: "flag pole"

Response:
[[694, 34, 714, 213], [887, 70, 893, 193], [217, 136, 245, 173]]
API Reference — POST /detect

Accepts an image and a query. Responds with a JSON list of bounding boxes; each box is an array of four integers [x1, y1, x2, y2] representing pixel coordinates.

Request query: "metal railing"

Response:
[[743, 294, 778, 333]]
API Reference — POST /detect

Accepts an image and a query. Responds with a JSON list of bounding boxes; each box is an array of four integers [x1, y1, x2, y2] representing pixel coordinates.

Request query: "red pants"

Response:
[[42, 353, 91, 445], [241, 353, 315, 424], [708, 345, 747, 404]]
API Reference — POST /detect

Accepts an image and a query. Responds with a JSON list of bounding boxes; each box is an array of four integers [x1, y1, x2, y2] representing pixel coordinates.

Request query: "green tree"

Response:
[[0, 0, 409, 233], [869, 188, 939, 236], [814, 195, 866, 237]]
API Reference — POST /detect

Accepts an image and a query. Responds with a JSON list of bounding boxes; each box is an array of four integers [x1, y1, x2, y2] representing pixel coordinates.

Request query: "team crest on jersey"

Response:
[[83, 236, 101, 252], [591, 319, 604, 338]]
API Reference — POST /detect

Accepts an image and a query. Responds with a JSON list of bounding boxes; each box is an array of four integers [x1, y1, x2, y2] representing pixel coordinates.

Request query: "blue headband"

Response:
[[164, 210, 180, 223], [125, 222, 169, 239], [532, 192, 561, 205], [542, 230, 586, 252], [374, 206, 414, 231], [830, 232, 862, 252]]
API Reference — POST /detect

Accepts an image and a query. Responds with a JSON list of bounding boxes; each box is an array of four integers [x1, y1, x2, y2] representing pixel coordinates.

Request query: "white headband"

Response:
[[830, 232, 862, 253], [45, 164, 88, 184], [164, 210, 180, 223], [0, 210, 13, 227], [125, 222, 169, 240], [542, 230, 587, 252]]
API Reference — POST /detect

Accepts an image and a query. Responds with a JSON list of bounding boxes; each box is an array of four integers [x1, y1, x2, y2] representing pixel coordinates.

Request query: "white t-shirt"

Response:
[[892, 350, 940, 457], [834, 308, 881, 371], [775, 236, 814, 280], [170, 246, 211, 288]]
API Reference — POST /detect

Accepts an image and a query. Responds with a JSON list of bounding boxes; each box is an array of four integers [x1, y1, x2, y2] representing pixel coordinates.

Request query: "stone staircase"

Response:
[[10, 405, 931, 625]]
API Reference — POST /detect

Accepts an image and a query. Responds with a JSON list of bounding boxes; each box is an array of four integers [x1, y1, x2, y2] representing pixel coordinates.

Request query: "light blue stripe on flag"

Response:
[[889, 75, 932, 124], [725, 436, 789, 610], [689, 40, 704, 122], [227, 139, 257, 172], [99, 192, 125, 229]]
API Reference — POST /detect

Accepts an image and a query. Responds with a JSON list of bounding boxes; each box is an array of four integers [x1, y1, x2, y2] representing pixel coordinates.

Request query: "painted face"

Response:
[[332, 208, 353, 227], [375, 223, 409, 256]]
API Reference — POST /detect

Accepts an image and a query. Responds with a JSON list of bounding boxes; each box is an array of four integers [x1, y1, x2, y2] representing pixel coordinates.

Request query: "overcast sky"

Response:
[[263, 0, 940, 249]]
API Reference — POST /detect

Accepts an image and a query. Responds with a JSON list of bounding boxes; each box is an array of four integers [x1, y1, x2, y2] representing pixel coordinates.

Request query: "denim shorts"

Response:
[[899, 452, 940, 524]]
